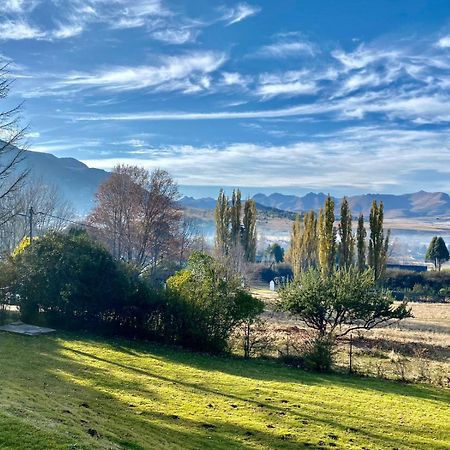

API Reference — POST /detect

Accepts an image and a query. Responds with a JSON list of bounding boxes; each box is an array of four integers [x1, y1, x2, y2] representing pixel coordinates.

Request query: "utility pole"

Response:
[[29, 206, 34, 243]]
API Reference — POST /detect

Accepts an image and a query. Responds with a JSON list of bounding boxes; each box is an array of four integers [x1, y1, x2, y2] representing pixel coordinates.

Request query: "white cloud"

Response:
[[80, 127, 450, 191], [256, 70, 318, 98], [151, 28, 197, 44], [222, 3, 260, 26], [256, 81, 318, 98], [52, 23, 84, 39], [57, 51, 226, 92], [259, 41, 315, 58], [437, 35, 450, 48], [331, 45, 399, 70], [0, 20, 44, 40], [220, 71, 251, 88], [3, 0, 39, 13], [25, 131, 40, 138]]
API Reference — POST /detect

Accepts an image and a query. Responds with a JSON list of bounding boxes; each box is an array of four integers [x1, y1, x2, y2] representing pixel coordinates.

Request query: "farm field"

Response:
[[0, 332, 449, 449]]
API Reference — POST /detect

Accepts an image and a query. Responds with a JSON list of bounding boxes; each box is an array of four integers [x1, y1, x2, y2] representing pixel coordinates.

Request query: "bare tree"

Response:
[[0, 64, 28, 201], [177, 216, 202, 265], [0, 178, 74, 254], [89, 165, 182, 274]]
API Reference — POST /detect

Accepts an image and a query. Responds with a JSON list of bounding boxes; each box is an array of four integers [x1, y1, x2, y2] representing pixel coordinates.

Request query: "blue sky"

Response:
[[3, 0, 450, 197]]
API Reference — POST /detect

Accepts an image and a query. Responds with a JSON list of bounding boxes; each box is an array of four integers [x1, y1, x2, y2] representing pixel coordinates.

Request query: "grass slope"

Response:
[[0, 332, 449, 450]]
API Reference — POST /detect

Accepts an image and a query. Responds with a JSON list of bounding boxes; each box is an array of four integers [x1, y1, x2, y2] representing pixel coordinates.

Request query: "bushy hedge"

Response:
[[1, 231, 262, 353], [255, 263, 293, 283], [382, 269, 450, 301]]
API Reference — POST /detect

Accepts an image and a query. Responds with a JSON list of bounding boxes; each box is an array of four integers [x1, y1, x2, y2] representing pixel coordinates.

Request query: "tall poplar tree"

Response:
[[214, 189, 230, 256], [338, 197, 354, 268], [242, 198, 257, 262], [230, 189, 241, 246], [318, 195, 336, 276], [289, 214, 303, 279], [368, 200, 389, 279], [302, 210, 318, 270], [356, 213, 366, 271]]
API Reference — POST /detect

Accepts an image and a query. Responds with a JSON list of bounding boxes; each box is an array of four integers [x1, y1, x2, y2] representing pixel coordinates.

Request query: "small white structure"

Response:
[[269, 280, 275, 291]]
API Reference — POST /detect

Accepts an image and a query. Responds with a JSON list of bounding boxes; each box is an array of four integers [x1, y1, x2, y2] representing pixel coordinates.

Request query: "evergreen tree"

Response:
[[425, 236, 449, 271], [266, 243, 284, 264], [242, 199, 257, 262], [318, 195, 336, 276], [214, 189, 230, 256], [356, 213, 366, 271], [338, 197, 354, 268], [368, 201, 389, 279], [289, 214, 303, 278]]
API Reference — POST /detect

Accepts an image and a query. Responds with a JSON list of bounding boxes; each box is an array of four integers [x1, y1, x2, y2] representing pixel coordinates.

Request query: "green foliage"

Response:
[[266, 243, 284, 264], [5, 229, 150, 327], [356, 213, 367, 271], [214, 189, 257, 262], [368, 201, 390, 279], [318, 195, 336, 276], [383, 268, 450, 301], [289, 211, 318, 279], [214, 189, 231, 256], [289, 214, 303, 278], [230, 189, 241, 246], [167, 252, 264, 352], [425, 236, 449, 271], [242, 198, 257, 262], [338, 197, 354, 268], [279, 267, 411, 370]]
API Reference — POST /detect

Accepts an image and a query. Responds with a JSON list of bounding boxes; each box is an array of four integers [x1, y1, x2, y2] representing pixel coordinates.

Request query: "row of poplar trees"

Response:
[[289, 195, 389, 279], [215, 189, 257, 262]]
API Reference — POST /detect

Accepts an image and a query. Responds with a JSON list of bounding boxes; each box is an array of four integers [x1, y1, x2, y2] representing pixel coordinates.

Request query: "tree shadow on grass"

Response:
[[1, 331, 448, 449], [77, 331, 450, 405], [55, 333, 450, 449], [0, 332, 316, 449]]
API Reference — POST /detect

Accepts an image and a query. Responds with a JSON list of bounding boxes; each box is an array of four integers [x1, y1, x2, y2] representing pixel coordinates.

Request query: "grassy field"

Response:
[[0, 332, 449, 449]]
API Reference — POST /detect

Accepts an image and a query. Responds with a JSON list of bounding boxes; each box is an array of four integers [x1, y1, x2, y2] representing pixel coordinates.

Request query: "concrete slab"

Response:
[[0, 321, 55, 336]]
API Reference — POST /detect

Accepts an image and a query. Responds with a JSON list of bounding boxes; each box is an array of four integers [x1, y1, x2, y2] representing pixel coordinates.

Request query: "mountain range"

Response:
[[2, 143, 450, 219]]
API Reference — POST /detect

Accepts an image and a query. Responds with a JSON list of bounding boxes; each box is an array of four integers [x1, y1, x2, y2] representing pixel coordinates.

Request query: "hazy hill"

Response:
[[1, 143, 109, 213]]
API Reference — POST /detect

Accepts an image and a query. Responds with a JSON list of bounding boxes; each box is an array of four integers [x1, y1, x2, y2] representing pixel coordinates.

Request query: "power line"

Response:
[[17, 209, 120, 238]]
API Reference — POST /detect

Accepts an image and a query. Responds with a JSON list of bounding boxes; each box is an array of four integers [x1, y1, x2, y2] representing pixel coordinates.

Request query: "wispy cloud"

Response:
[[79, 126, 450, 192], [52, 23, 84, 39], [54, 51, 226, 93], [256, 71, 318, 98], [258, 41, 315, 58], [221, 3, 260, 26], [0, 0, 172, 40], [151, 28, 197, 44], [0, 20, 44, 40], [3, 0, 40, 13]]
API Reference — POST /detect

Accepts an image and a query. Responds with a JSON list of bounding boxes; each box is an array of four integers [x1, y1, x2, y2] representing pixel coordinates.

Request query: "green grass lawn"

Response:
[[0, 332, 449, 449]]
